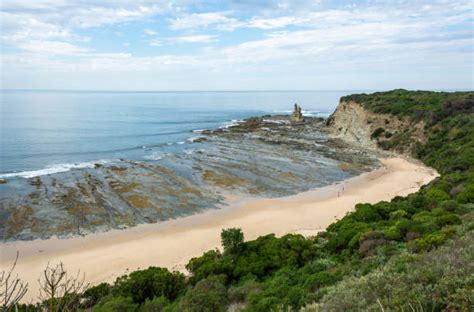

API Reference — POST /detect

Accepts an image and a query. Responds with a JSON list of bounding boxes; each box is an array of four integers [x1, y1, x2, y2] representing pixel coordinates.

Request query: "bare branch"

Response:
[[38, 262, 88, 312], [0, 251, 28, 311]]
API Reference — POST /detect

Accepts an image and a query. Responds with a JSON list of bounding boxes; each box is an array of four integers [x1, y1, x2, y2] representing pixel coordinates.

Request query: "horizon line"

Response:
[[1, 88, 471, 93]]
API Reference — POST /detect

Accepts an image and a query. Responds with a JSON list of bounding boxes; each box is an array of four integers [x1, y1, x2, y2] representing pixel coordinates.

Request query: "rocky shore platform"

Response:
[[0, 115, 380, 241]]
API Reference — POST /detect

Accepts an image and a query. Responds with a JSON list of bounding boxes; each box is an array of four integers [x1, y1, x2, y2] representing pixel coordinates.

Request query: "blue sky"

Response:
[[0, 0, 472, 90]]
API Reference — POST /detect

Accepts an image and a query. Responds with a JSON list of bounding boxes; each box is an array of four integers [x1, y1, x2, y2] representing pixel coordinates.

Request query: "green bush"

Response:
[[113, 267, 185, 304], [389, 209, 408, 220], [456, 183, 474, 204], [426, 187, 451, 204], [384, 226, 402, 240], [186, 250, 226, 285], [178, 275, 228, 312], [436, 214, 462, 227], [93, 296, 138, 312], [353, 203, 381, 222], [440, 200, 458, 212], [84, 283, 111, 306], [227, 279, 262, 304], [410, 232, 448, 251], [140, 296, 171, 312]]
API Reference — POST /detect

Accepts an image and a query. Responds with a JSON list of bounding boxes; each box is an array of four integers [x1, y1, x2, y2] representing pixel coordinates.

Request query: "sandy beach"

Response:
[[0, 157, 438, 303]]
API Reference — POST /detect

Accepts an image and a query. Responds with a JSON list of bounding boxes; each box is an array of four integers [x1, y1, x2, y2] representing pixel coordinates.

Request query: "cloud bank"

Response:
[[1, 0, 472, 90]]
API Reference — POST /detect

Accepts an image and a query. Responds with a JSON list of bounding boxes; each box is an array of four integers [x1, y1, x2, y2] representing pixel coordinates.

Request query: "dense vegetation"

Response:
[[17, 90, 474, 311]]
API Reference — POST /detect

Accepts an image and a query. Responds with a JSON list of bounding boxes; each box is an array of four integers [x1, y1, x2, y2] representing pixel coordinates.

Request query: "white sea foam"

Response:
[[187, 136, 206, 143], [192, 129, 206, 133], [144, 154, 163, 161], [302, 110, 330, 118], [219, 119, 243, 129], [0, 160, 110, 179], [272, 110, 329, 118], [262, 119, 290, 124], [177, 141, 185, 145]]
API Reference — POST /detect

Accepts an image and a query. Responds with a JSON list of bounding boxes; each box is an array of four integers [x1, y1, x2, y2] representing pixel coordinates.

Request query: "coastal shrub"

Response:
[[227, 279, 262, 304], [140, 296, 171, 312], [353, 203, 381, 222], [358, 231, 388, 256], [389, 209, 408, 220], [436, 214, 462, 227], [409, 232, 448, 252], [186, 250, 227, 285], [237, 234, 316, 278], [113, 267, 185, 304], [313, 232, 474, 311], [303, 271, 341, 292], [456, 183, 474, 204], [409, 193, 427, 210], [425, 187, 451, 204], [84, 282, 112, 306], [243, 269, 307, 311], [372, 200, 398, 218], [440, 200, 458, 212], [384, 226, 402, 240], [93, 296, 138, 312], [325, 222, 371, 254], [178, 275, 228, 312]]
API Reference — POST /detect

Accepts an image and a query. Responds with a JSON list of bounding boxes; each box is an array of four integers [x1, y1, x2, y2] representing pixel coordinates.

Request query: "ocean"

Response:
[[0, 90, 350, 178]]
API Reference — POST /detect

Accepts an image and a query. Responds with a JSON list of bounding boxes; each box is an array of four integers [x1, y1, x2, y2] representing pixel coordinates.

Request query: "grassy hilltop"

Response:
[[17, 90, 474, 311]]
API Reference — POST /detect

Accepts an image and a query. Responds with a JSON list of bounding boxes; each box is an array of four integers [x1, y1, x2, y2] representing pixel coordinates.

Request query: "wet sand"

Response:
[[0, 157, 438, 303]]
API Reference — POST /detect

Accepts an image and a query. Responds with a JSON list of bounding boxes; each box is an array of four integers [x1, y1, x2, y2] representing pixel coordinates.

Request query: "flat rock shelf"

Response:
[[0, 115, 380, 241]]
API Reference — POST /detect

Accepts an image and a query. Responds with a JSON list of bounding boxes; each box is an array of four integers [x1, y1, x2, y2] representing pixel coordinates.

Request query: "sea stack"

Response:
[[290, 103, 304, 123]]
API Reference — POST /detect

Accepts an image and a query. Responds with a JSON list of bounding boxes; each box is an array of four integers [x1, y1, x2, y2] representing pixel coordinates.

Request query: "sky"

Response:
[[0, 0, 473, 91]]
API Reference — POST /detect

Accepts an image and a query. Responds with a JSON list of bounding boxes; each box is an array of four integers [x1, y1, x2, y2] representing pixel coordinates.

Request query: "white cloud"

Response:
[[69, 5, 164, 28], [246, 16, 301, 29], [16, 40, 88, 55], [169, 12, 241, 31], [0, 1, 170, 55], [144, 28, 158, 36], [149, 34, 218, 46], [175, 35, 217, 43], [1, 12, 71, 42], [149, 39, 163, 47]]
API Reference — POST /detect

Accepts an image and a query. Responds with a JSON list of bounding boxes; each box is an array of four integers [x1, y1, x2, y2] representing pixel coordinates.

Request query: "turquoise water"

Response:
[[0, 90, 350, 177]]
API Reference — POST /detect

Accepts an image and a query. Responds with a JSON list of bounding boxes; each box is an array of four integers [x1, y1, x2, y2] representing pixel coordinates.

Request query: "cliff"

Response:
[[326, 100, 426, 154]]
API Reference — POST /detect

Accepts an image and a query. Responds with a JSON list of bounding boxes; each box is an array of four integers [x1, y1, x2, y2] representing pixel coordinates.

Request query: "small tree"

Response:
[[0, 251, 28, 311], [221, 228, 244, 255], [38, 262, 87, 312]]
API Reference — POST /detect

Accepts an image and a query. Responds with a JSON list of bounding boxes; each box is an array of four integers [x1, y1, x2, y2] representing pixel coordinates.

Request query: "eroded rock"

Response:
[[290, 103, 304, 123]]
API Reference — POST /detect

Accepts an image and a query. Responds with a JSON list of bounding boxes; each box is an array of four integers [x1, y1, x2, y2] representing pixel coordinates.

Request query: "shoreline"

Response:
[[0, 157, 438, 303]]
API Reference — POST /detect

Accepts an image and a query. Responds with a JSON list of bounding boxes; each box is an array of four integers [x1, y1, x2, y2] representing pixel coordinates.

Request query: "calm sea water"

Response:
[[0, 90, 354, 177]]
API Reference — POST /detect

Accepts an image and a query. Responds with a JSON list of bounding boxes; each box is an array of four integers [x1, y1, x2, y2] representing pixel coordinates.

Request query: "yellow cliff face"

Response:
[[326, 100, 426, 154]]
